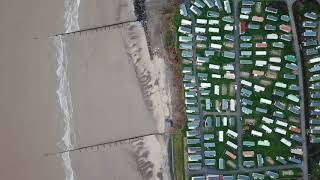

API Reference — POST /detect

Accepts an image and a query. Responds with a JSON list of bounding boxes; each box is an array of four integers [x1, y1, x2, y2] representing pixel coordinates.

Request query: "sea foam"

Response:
[[64, 0, 80, 33], [54, 0, 80, 180], [54, 35, 76, 180]]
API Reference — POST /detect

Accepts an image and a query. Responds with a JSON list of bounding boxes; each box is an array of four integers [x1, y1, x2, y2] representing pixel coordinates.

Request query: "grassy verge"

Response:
[[173, 131, 185, 180], [161, 3, 186, 180], [310, 161, 320, 179]]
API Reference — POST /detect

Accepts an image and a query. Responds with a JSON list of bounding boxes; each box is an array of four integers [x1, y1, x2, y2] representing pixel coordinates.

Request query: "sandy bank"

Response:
[[79, 0, 137, 29]]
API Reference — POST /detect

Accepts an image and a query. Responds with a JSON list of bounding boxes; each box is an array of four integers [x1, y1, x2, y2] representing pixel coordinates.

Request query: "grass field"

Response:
[[238, 0, 303, 167]]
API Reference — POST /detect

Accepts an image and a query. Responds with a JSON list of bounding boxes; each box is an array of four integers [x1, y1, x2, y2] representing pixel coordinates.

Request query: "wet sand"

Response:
[[64, 22, 171, 180], [70, 135, 170, 180], [64, 23, 158, 147], [0, 0, 66, 179]]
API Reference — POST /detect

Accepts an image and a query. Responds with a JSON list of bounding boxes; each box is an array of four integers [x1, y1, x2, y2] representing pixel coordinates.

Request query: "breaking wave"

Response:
[[54, 0, 80, 180], [64, 0, 80, 33], [54, 35, 76, 180]]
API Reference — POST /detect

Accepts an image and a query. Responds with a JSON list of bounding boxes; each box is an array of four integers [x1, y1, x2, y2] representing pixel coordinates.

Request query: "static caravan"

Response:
[[269, 57, 281, 63], [275, 127, 287, 135], [267, 33, 278, 40], [280, 138, 292, 147], [261, 124, 272, 133], [224, 24, 234, 31], [275, 82, 287, 88], [200, 83, 211, 88], [226, 129, 238, 138], [224, 0, 231, 14], [203, 0, 215, 8], [251, 130, 263, 137], [212, 74, 222, 79], [190, 5, 202, 16], [211, 36, 222, 41], [255, 60, 267, 67], [256, 51, 267, 56], [195, 27, 206, 34], [208, 19, 219, 25], [219, 131, 224, 142], [210, 43, 222, 49], [254, 85, 265, 92], [240, 14, 249, 20], [178, 26, 191, 34], [309, 57, 320, 64], [269, 65, 281, 71], [209, 64, 220, 70], [209, 27, 220, 33], [181, 19, 192, 26], [226, 141, 238, 149], [262, 117, 274, 124], [179, 36, 192, 42], [260, 98, 272, 105], [276, 120, 288, 127], [241, 80, 252, 87], [196, 19, 208, 24], [214, 85, 220, 95]]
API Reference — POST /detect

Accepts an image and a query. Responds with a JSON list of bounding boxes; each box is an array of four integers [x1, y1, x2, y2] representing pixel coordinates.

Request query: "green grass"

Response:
[[173, 131, 185, 180], [310, 161, 320, 179], [238, 0, 302, 165]]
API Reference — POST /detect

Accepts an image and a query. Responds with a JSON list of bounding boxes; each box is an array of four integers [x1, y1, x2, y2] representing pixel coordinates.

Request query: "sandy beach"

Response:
[[79, 0, 137, 29], [0, 0, 171, 179], [0, 0, 67, 179], [62, 21, 171, 179], [63, 22, 159, 147]]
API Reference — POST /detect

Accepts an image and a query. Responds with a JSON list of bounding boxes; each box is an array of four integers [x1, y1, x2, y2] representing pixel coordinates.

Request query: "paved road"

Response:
[[286, 0, 309, 179], [185, 1, 207, 175], [233, 0, 244, 171], [203, 111, 237, 116], [189, 163, 302, 176]]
